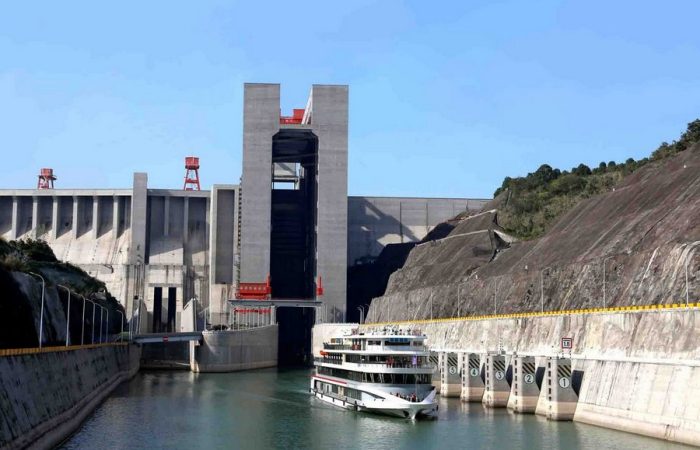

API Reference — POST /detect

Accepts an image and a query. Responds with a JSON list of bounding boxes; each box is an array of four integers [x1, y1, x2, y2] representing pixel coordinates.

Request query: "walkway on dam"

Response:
[[133, 331, 202, 344], [366, 300, 700, 326]]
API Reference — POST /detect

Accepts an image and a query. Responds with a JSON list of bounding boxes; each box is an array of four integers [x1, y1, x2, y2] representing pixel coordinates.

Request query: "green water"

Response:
[[61, 369, 688, 449]]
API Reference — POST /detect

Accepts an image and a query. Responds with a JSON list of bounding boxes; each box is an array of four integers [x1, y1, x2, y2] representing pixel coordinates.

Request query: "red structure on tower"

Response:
[[37, 168, 56, 189], [183, 156, 201, 191]]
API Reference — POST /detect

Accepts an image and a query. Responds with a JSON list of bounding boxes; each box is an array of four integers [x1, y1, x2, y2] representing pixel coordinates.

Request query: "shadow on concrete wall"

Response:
[[346, 242, 416, 323], [348, 198, 420, 266]]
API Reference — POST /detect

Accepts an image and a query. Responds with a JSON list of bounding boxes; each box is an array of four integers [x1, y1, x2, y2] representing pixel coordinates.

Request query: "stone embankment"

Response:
[[0, 343, 141, 450]]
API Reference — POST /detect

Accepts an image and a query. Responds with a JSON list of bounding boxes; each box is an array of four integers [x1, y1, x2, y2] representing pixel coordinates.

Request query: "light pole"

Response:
[[58, 285, 72, 347], [28, 272, 45, 349], [129, 296, 137, 340], [200, 306, 209, 331], [602, 256, 614, 309], [493, 279, 498, 315], [457, 283, 461, 318], [684, 241, 700, 307], [430, 293, 433, 321], [357, 306, 364, 324], [80, 294, 87, 345], [137, 300, 142, 335], [89, 298, 96, 344], [99, 305, 104, 343], [117, 310, 124, 342], [540, 267, 552, 313]]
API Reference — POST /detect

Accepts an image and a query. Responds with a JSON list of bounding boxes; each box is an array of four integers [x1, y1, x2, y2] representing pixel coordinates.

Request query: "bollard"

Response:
[[440, 352, 461, 397], [507, 355, 539, 413], [482, 352, 510, 407], [536, 357, 578, 421], [460, 352, 485, 402]]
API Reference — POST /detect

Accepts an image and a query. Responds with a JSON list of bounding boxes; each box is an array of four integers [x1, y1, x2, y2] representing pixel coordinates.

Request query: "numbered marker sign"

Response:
[[469, 368, 479, 377], [449, 366, 457, 375], [524, 374, 534, 384], [495, 371, 504, 381], [559, 377, 570, 389], [561, 337, 573, 350]]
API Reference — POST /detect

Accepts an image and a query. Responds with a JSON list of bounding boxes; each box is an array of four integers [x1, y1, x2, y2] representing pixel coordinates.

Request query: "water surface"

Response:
[[62, 369, 688, 449]]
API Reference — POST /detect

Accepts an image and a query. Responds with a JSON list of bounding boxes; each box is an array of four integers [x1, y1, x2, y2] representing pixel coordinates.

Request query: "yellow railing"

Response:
[[0, 342, 129, 357], [366, 301, 700, 326]]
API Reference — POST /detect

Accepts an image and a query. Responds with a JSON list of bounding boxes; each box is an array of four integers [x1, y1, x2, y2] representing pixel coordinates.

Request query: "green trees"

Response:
[[492, 118, 699, 239], [651, 119, 700, 160], [572, 164, 592, 176]]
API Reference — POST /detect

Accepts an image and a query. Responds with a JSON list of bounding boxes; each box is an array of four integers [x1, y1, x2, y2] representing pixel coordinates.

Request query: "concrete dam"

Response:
[[0, 83, 488, 368]]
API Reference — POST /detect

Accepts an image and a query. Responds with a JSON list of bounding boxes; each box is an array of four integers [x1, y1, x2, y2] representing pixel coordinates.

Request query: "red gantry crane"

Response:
[[183, 156, 201, 191]]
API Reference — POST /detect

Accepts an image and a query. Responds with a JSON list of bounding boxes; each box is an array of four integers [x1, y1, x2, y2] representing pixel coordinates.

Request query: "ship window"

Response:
[[386, 338, 410, 346], [347, 388, 361, 400]]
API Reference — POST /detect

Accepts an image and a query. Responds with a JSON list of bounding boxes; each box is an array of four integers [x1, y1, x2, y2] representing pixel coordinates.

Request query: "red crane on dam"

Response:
[[183, 156, 201, 191], [37, 168, 56, 189]]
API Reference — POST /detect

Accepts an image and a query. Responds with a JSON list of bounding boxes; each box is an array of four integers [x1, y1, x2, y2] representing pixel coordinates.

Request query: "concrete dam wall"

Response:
[[190, 325, 279, 373], [0, 344, 141, 450], [354, 307, 700, 446]]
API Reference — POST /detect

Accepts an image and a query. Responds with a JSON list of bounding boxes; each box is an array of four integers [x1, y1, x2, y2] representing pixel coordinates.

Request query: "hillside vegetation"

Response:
[[493, 119, 700, 239], [0, 237, 124, 348]]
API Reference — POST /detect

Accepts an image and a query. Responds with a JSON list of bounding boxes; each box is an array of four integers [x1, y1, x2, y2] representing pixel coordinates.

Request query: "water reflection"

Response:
[[62, 369, 689, 450]]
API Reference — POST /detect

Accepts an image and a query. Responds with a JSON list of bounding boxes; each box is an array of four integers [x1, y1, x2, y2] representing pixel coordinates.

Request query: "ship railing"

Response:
[[353, 362, 436, 370], [323, 344, 355, 350], [315, 358, 434, 370], [361, 327, 424, 336]]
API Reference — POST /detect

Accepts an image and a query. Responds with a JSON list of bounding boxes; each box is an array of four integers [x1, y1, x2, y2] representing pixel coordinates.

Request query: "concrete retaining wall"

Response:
[[0, 344, 141, 450], [575, 360, 700, 445], [350, 309, 700, 446], [190, 325, 278, 372]]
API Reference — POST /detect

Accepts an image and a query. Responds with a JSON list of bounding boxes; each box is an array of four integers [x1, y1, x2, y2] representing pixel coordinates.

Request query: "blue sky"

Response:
[[1, 1, 699, 198]]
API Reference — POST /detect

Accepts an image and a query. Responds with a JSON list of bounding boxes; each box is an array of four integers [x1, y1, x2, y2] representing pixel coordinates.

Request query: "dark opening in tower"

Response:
[[271, 129, 318, 365]]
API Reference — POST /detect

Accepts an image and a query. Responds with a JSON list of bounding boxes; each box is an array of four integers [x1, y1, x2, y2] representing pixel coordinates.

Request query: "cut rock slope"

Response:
[[368, 144, 700, 321]]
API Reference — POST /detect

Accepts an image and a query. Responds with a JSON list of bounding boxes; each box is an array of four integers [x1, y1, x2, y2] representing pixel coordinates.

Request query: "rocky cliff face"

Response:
[[367, 144, 700, 322], [0, 239, 125, 348]]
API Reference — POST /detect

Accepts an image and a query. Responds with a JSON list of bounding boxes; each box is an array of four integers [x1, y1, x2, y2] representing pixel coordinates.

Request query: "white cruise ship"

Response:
[[310, 327, 438, 419]]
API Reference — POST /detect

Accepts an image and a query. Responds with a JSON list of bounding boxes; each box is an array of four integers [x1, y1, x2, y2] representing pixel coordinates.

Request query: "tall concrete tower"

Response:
[[239, 83, 348, 361]]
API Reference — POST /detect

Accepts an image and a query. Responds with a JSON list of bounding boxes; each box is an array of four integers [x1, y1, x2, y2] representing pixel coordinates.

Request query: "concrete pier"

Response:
[[483, 353, 510, 407], [440, 351, 461, 397], [460, 352, 485, 402], [536, 357, 578, 421], [430, 351, 441, 393], [507, 355, 539, 413]]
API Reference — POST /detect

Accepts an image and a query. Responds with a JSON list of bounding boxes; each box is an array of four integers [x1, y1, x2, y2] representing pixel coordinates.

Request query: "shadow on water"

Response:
[[61, 369, 693, 450]]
